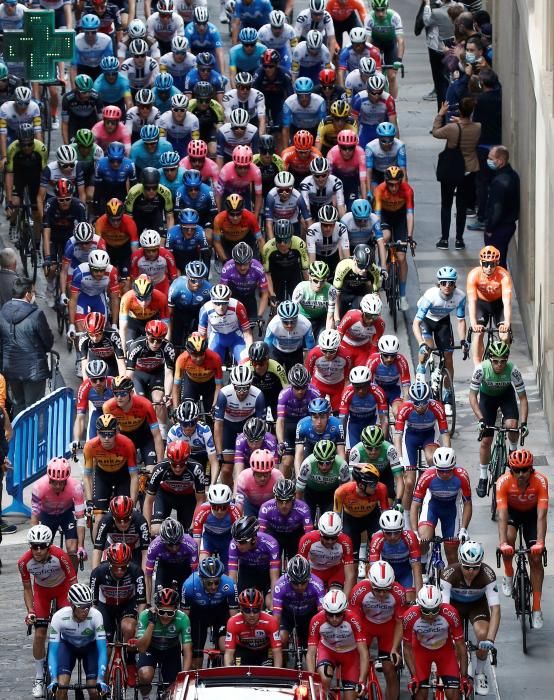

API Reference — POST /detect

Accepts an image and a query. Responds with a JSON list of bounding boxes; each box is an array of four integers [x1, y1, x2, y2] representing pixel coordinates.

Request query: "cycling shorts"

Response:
[[234, 646, 270, 665], [476, 297, 505, 328], [208, 331, 246, 364], [302, 486, 335, 524], [268, 527, 304, 561], [268, 345, 303, 374], [282, 420, 299, 454], [419, 497, 460, 540], [339, 339, 374, 368], [380, 207, 408, 242], [342, 510, 381, 557], [87, 407, 102, 440], [363, 618, 396, 655], [390, 561, 414, 591], [311, 563, 345, 590], [137, 645, 182, 685], [403, 428, 438, 470], [359, 123, 379, 149], [95, 599, 137, 640], [34, 581, 71, 622], [58, 639, 98, 679], [413, 644, 459, 685], [75, 293, 108, 322], [479, 388, 518, 435], [346, 415, 376, 450], [152, 490, 197, 531], [316, 643, 360, 686], [451, 596, 490, 624], [237, 563, 271, 596], [154, 560, 192, 595], [421, 316, 454, 352], [379, 384, 402, 405], [92, 467, 131, 512], [189, 603, 228, 654], [202, 534, 231, 570], [131, 368, 164, 395], [106, 243, 132, 279], [222, 419, 246, 452], [507, 506, 538, 547], [373, 40, 398, 66], [123, 426, 156, 466], [40, 508, 77, 541], [280, 609, 313, 646]]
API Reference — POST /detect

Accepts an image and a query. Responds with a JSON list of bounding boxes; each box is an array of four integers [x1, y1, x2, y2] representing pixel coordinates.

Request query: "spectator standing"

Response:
[[421, 0, 459, 109], [0, 376, 15, 538], [484, 145, 520, 267], [0, 247, 18, 308]]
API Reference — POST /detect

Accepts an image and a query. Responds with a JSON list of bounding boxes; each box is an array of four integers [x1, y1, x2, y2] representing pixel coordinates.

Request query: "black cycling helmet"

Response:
[[18, 123, 35, 144], [231, 515, 259, 542], [193, 81, 213, 99], [141, 167, 160, 186], [243, 416, 266, 442], [273, 478, 296, 501], [259, 134, 275, 154], [248, 341, 270, 363], [353, 243, 372, 270], [273, 219, 293, 241], [154, 587, 180, 607], [287, 554, 311, 584], [288, 363, 310, 388], [232, 240, 254, 265]]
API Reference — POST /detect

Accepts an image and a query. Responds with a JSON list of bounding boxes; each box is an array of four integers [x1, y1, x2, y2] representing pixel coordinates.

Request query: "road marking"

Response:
[[490, 658, 502, 700]]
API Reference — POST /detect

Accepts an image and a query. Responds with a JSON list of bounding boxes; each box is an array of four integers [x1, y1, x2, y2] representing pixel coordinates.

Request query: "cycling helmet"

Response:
[[154, 587, 180, 607], [68, 583, 94, 607], [196, 52, 215, 68], [155, 73, 174, 91], [74, 221, 95, 244], [239, 27, 258, 44], [106, 198, 124, 218], [322, 589, 348, 614], [308, 397, 330, 414], [56, 144, 77, 165], [158, 0, 174, 12], [310, 156, 329, 175], [140, 229, 161, 248], [160, 517, 184, 545], [238, 588, 264, 609], [172, 35, 189, 52], [28, 523, 53, 545], [318, 204, 338, 224], [107, 141, 125, 160], [488, 341, 510, 359], [318, 511, 342, 536], [145, 319, 167, 339], [319, 68, 336, 85], [417, 584, 442, 614], [384, 165, 404, 182], [379, 509, 404, 532], [353, 243, 372, 269], [47, 457, 71, 481], [235, 71, 254, 87], [349, 366, 371, 385], [225, 193, 244, 213], [408, 381, 431, 404], [243, 416, 266, 441], [175, 399, 200, 423], [273, 219, 293, 241], [437, 266, 458, 282], [360, 293, 383, 315], [17, 122, 35, 144], [85, 359, 108, 379], [112, 375, 134, 392], [166, 440, 191, 464], [330, 99, 350, 118], [318, 329, 341, 352], [135, 88, 154, 105], [261, 48, 280, 67], [193, 5, 208, 22], [306, 29, 323, 50], [199, 556, 225, 579], [458, 540, 485, 567], [372, 0, 389, 8], [88, 249, 109, 270], [109, 495, 134, 520], [102, 105, 122, 121], [508, 449, 534, 470], [337, 129, 358, 147], [188, 139, 208, 158], [81, 13, 101, 30], [351, 198, 372, 219], [274, 170, 295, 189], [433, 447, 457, 471], [129, 38, 148, 56], [210, 283, 232, 303], [288, 363, 310, 388], [207, 484, 232, 505], [310, 260, 329, 280], [75, 74, 93, 93], [96, 414, 118, 432], [293, 130, 314, 150], [230, 364, 253, 387], [259, 134, 274, 154], [183, 169, 202, 188], [184, 260, 208, 279], [232, 241, 253, 265], [132, 274, 153, 299], [171, 94, 188, 110], [349, 27, 367, 44], [295, 77, 314, 94], [273, 478, 296, 501], [368, 560, 395, 589], [54, 178, 74, 199], [0, 62, 8, 80], [14, 85, 32, 105], [313, 439, 337, 462], [248, 341, 270, 363], [232, 143, 252, 165], [352, 463, 380, 486], [230, 108, 250, 129], [367, 74, 386, 93], [159, 150, 180, 168], [361, 425, 385, 449], [74, 128, 94, 149], [310, 0, 325, 11], [378, 335, 399, 354], [127, 18, 146, 38], [479, 245, 501, 263], [141, 167, 160, 185], [359, 57, 377, 76], [106, 542, 132, 566], [376, 121, 397, 138], [140, 124, 160, 143], [277, 300, 299, 320], [231, 515, 259, 542], [287, 555, 311, 584], [269, 9, 286, 27]]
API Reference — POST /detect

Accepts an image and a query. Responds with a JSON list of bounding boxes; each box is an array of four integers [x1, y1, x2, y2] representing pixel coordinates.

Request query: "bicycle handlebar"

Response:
[[381, 63, 405, 78], [477, 424, 525, 445]]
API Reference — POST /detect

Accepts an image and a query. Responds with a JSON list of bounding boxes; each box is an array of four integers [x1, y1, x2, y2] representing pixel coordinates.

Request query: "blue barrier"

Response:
[[3, 387, 75, 516]]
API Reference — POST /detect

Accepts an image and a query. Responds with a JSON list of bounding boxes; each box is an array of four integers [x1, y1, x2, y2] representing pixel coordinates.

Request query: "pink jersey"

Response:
[[235, 468, 283, 507], [338, 310, 385, 347], [215, 162, 263, 197], [180, 155, 220, 182], [327, 144, 367, 182], [92, 121, 131, 155], [18, 545, 76, 588], [31, 475, 86, 518], [402, 603, 463, 651], [305, 346, 352, 388]]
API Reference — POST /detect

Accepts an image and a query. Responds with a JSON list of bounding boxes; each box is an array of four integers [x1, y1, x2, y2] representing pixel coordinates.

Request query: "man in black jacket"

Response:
[[0, 247, 19, 309], [0, 277, 54, 415], [484, 145, 520, 267]]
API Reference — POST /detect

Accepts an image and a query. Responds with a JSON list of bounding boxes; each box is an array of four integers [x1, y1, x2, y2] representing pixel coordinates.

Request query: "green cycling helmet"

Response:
[[488, 341, 510, 359], [372, 0, 388, 8], [75, 128, 94, 148], [313, 439, 337, 462], [309, 260, 330, 281], [361, 425, 385, 449], [0, 62, 8, 80], [75, 74, 94, 93]]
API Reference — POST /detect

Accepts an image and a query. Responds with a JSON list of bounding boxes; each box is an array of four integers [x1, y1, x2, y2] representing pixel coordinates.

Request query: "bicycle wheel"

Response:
[[112, 665, 124, 700], [488, 442, 506, 521], [440, 367, 456, 436], [16, 211, 30, 277], [518, 567, 528, 654], [387, 263, 398, 331]]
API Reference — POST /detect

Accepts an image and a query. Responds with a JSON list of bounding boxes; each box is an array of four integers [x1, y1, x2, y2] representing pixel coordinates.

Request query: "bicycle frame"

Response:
[[478, 425, 524, 520], [108, 623, 129, 699], [426, 536, 447, 586]]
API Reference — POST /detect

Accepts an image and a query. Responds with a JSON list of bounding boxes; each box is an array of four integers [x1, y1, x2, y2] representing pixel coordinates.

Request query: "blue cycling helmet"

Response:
[[160, 150, 180, 168], [239, 27, 258, 44], [155, 73, 174, 90], [179, 208, 200, 225], [100, 56, 120, 73], [278, 300, 299, 320], [351, 198, 372, 219], [140, 124, 160, 143], [409, 382, 431, 404], [376, 122, 397, 139], [295, 77, 314, 94], [196, 52, 215, 68], [81, 13, 100, 30], [182, 169, 202, 187], [437, 266, 457, 282], [106, 141, 125, 160], [198, 556, 225, 579], [185, 260, 208, 279], [308, 397, 331, 415]]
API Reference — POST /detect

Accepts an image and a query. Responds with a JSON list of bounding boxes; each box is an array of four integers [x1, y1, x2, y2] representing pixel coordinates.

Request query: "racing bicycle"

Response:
[[462, 617, 497, 700], [478, 425, 525, 520], [14, 184, 38, 282], [424, 344, 467, 437], [38, 79, 66, 157], [467, 322, 513, 363], [384, 240, 415, 331], [424, 535, 448, 587]]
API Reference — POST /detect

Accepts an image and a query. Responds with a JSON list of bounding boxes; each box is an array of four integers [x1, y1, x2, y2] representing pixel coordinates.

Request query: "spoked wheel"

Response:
[[516, 569, 529, 654], [440, 367, 456, 436], [112, 666, 124, 700]]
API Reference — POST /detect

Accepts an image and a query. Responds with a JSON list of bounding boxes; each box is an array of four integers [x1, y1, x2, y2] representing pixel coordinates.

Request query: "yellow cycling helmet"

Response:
[[225, 193, 244, 213], [384, 165, 404, 182], [133, 274, 153, 299], [330, 99, 351, 119], [352, 463, 381, 485], [106, 198, 124, 218]]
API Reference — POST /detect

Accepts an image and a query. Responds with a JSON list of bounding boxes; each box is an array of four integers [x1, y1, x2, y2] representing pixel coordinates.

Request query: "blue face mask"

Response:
[[465, 52, 477, 64], [487, 159, 498, 170]]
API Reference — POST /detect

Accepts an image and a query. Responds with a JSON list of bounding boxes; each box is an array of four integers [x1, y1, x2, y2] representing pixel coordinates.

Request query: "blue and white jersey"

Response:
[[159, 51, 197, 91], [48, 606, 107, 650], [72, 32, 114, 67], [167, 421, 216, 456], [340, 211, 383, 246], [282, 93, 326, 129], [146, 11, 185, 44], [291, 42, 331, 81], [257, 23, 296, 68], [181, 572, 237, 608], [213, 385, 265, 423], [264, 314, 315, 353], [415, 287, 466, 323], [365, 137, 407, 173], [295, 415, 345, 448], [168, 275, 211, 310]]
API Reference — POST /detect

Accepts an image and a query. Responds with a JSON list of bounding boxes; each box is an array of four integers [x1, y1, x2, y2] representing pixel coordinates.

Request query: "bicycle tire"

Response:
[[489, 440, 506, 521], [368, 677, 383, 700], [388, 263, 398, 331], [519, 566, 528, 654], [440, 366, 456, 437], [0, 168, 4, 206], [16, 212, 30, 278], [75, 688, 85, 700], [112, 665, 124, 700]]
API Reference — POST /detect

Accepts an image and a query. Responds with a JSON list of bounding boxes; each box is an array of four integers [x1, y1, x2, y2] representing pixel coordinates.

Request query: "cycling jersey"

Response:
[[166, 422, 217, 459], [365, 8, 403, 44], [340, 211, 383, 247], [96, 213, 139, 249], [299, 529, 354, 572], [264, 186, 310, 224], [78, 329, 125, 366], [184, 68, 226, 96], [291, 42, 331, 83], [338, 43, 381, 74], [63, 234, 106, 273], [496, 471, 549, 513], [223, 88, 266, 124], [129, 138, 174, 172], [332, 258, 377, 293], [273, 573, 325, 617], [466, 265, 513, 303], [292, 280, 332, 320], [221, 260, 268, 301], [192, 502, 242, 557], [282, 93, 326, 130], [0, 100, 41, 140], [94, 510, 150, 557], [402, 603, 463, 651], [413, 466, 472, 507], [234, 430, 278, 470], [173, 349, 222, 385], [295, 414, 345, 448], [338, 382, 388, 421], [258, 497, 313, 534], [296, 454, 350, 493], [179, 153, 219, 182], [338, 310, 385, 347], [334, 480, 389, 518], [365, 137, 407, 175], [61, 89, 102, 134], [257, 24, 296, 69], [184, 20, 222, 53], [281, 145, 322, 179], [91, 120, 131, 155], [300, 173, 345, 212], [70, 262, 119, 298], [160, 52, 197, 91], [308, 607, 365, 653], [216, 123, 259, 161], [225, 611, 281, 652], [228, 531, 280, 573], [166, 226, 210, 270], [147, 458, 206, 497], [174, 182, 218, 224], [84, 433, 137, 475], [158, 111, 200, 157], [349, 440, 403, 479], [5, 138, 48, 177], [369, 528, 421, 568], [214, 385, 265, 423], [306, 346, 352, 391], [93, 72, 132, 104], [40, 161, 86, 197], [182, 572, 237, 609], [129, 247, 178, 293], [395, 400, 449, 434], [90, 560, 146, 606], [374, 180, 414, 214], [102, 394, 159, 437], [441, 563, 500, 607], [137, 608, 191, 650], [276, 384, 321, 421], [327, 143, 367, 182], [94, 156, 136, 201], [236, 467, 283, 509], [18, 545, 76, 589], [306, 221, 350, 258], [120, 56, 160, 90], [76, 377, 114, 414], [326, 0, 367, 23], [350, 579, 406, 626], [31, 476, 85, 519], [125, 105, 161, 140], [415, 286, 466, 322], [351, 90, 396, 128], [469, 360, 526, 397], [146, 11, 185, 45], [229, 43, 268, 74], [294, 9, 335, 40], [253, 66, 294, 115], [232, 0, 272, 30], [265, 314, 315, 353], [366, 353, 411, 398], [262, 236, 310, 280], [119, 289, 170, 323], [145, 534, 198, 576], [198, 298, 250, 338], [213, 209, 262, 245], [126, 337, 175, 374]]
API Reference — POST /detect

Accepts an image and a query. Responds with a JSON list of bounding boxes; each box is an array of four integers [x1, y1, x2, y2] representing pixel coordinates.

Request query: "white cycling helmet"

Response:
[[318, 329, 341, 353], [269, 10, 286, 27], [379, 509, 404, 532], [318, 511, 342, 537], [128, 18, 146, 38], [433, 447, 456, 471], [68, 583, 94, 606], [14, 85, 32, 104], [171, 93, 189, 109], [458, 540, 485, 567], [230, 108, 250, 128], [417, 584, 442, 613], [367, 74, 386, 92], [210, 283, 232, 303], [27, 524, 53, 545], [194, 5, 209, 22], [207, 484, 233, 505], [230, 364, 253, 387], [322, 588, 348, 614], [172, 35, 189, 52], [360, 293, 383, 315], [349, 27, 367, 44], [349, 366, 371, 385], [359, 57, 377, 76], [368, 560, 395, 589], [88, 249, 110, 270], [274, 170, 295, 189], [306, 29, 323, 50], [140, 229, 161, 248], [56, 144, 77, 165], [378, 335, 399, 354]]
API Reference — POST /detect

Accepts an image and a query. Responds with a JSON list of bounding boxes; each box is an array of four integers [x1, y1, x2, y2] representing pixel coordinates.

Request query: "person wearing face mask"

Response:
[[0, 276, 54, 415], [483, 145, 520, 267]]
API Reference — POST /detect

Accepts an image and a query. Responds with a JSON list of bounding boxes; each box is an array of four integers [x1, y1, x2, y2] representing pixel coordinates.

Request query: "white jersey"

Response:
[[158, 111, 200, 143], [49, 606, 106, 648], [125, 105, 161, 137], [306, 221, 350, 258], [257, 23, 297, 52], [146, 12, 185, 44], [294, 8, 335, 40], [160, 51, 197, 81], [222, 87, 265, 120], [0, 3, 25, 30], [415, 286, 466, 323], [300, 174, 345, 211], [291, 42, 331, 72], [0, 100, 41, 137], [120, 56, 160, 90], [265, 314, 313, 353]]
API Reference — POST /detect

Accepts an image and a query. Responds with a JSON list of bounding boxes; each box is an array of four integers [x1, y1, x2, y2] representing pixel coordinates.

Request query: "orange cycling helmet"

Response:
[[319, 68, 336, 86], [145, 319, 167, 338], [167, 440, 191, 464], [385, 166, 404, 182], [85, 311, 106, 334], [293, 129, 314, 150], [106, 542, 132, 566], [238, 588, 264, 609], [508, 449, 534, 470], [106, 198, 124, 218], [479, 245, 501, 263]]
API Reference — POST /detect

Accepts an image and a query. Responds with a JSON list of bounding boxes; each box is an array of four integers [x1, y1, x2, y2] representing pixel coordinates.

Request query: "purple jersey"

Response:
[[228, 531, 280, 573], [273, 573, 325, 616], [258, 498, 313, 534], [277, 384, 321, 420], [145, 534, 198, 575], [235, 432, 278, 468], [220, 258, 268, 297]]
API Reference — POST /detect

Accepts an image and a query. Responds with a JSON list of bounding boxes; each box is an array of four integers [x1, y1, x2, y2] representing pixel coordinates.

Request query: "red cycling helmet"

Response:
[[508, 449, 534, 470], [188, 139, 208, 158], [145, 319, 168, 339], [54, 178, 75, 198], [232, 144, 252, 166], [109, 495, 134, 520], [102, 105, 122, 121], [250, 448, 275, 473], [238, 587, 264, 609], [261, 48, 280, 66], [85, 311, 106, 334], [167, 440, 191, 464], [337, 129, 358, 147], [47, 457, 71, 481], [293, 130, 314, 150], [106, 542, 132, 566], [319, 68, 336, 86]]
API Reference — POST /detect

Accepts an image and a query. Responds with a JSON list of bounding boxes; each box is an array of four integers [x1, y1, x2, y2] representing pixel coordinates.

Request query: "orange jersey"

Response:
[[334, 480, 389, 517], [83, 433, 137, 474], [174, 349, 223, 384], [103, 394, 158, 434], [213, 209, 260, 244], [326, 0, 367, 23], [120, 289, 169, 322], [282, 146, 323, 177], [95, 213, 139, 248], [466, 265, 513, 303], [374, 181, 414, 214], [496, 471, 549, 513]]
